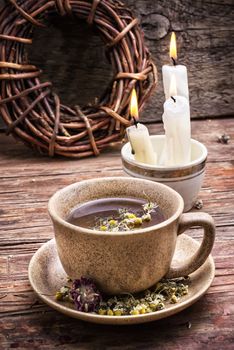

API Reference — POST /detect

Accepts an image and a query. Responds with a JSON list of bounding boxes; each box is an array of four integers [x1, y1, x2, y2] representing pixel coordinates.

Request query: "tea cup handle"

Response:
[[166, 212, 215, 278]]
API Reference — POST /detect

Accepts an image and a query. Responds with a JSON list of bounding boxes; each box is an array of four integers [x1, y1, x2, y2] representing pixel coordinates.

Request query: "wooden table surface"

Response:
[[0, 117, 233, 350]]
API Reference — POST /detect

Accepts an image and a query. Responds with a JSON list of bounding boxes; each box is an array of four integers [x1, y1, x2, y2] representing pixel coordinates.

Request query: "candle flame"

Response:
[[130, 88, 139, 120], [170, 32, 177, 60], [169, 74, 177, 97]]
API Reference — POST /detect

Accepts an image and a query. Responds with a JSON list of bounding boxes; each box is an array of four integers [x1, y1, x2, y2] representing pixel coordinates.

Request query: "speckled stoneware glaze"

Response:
[[28, 235, 215, 325], [121, 136, 208, 212], [48, 177, 215, 294]]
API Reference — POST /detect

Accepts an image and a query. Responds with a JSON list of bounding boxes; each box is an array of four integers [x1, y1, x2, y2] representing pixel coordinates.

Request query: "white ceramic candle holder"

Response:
[[121, 135, 207, 212]]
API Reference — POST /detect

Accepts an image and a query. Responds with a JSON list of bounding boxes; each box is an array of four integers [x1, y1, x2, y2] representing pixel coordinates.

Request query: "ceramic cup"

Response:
[[121, 135, 208, 212], [48, 177, 215, 295]]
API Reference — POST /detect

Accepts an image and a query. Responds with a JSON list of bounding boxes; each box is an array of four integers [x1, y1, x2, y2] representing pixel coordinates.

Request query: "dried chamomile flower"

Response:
[[92, 201, 159, 232], [194, 199, 203, 210], [142, 213, 151, 222], [124, 212, 137, 219], [218, 134, 230, 144], [55, 286, 71, 302], [143, 202, 158, 214], [56, 276, 190, 316]]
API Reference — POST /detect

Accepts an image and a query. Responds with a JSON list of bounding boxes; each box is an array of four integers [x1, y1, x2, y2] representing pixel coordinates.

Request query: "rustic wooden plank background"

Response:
[[0, 0, 234, 128], [0, 117, 234, 349]]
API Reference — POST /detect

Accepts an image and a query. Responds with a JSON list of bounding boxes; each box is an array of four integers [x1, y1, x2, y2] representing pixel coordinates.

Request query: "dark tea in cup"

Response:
[[66, 197, 165, 232]]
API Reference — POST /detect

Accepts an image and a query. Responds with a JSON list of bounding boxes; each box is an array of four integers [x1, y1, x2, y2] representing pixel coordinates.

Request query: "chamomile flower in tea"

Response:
[[67, 197, 165, 232]]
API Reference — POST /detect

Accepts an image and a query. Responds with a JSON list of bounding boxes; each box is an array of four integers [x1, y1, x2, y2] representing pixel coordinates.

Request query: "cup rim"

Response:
[[48, 177, 184, 237], [121, 136, 208, 170]]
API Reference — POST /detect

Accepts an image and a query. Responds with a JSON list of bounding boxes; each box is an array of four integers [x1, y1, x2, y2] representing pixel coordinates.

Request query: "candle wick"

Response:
[[133, 117, 138, 128], [171, 96, 176, 103], [171, 57, 177, 66]]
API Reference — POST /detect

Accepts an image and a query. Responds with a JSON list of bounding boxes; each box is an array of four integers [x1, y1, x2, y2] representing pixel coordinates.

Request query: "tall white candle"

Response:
[[162, 76, 191, 166], [162, 32, 189, 101], [162, 65, 189, 100], [126, 89, 157, 165]]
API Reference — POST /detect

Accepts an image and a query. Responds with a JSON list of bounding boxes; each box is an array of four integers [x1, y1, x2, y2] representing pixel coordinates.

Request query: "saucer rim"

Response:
[[28, 235, 215, 325]]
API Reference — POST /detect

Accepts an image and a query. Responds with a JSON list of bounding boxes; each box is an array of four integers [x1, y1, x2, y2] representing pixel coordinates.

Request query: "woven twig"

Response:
[[0, 0, 157, 158]]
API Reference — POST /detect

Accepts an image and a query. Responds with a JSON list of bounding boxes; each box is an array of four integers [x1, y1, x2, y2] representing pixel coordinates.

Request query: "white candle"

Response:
[[162, 65, 189, 100], [162, 76, 191, 166], [162, 32, 189, 101], [126, 89, 157, 165], [127, 123, 157, 164]]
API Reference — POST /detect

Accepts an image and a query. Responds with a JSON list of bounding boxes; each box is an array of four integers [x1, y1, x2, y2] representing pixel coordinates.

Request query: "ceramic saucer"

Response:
[[28, 234, 215, 325]]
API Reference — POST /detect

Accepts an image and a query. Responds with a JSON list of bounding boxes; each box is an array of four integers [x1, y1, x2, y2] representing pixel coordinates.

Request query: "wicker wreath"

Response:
[[0, 0, 157, 158]]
